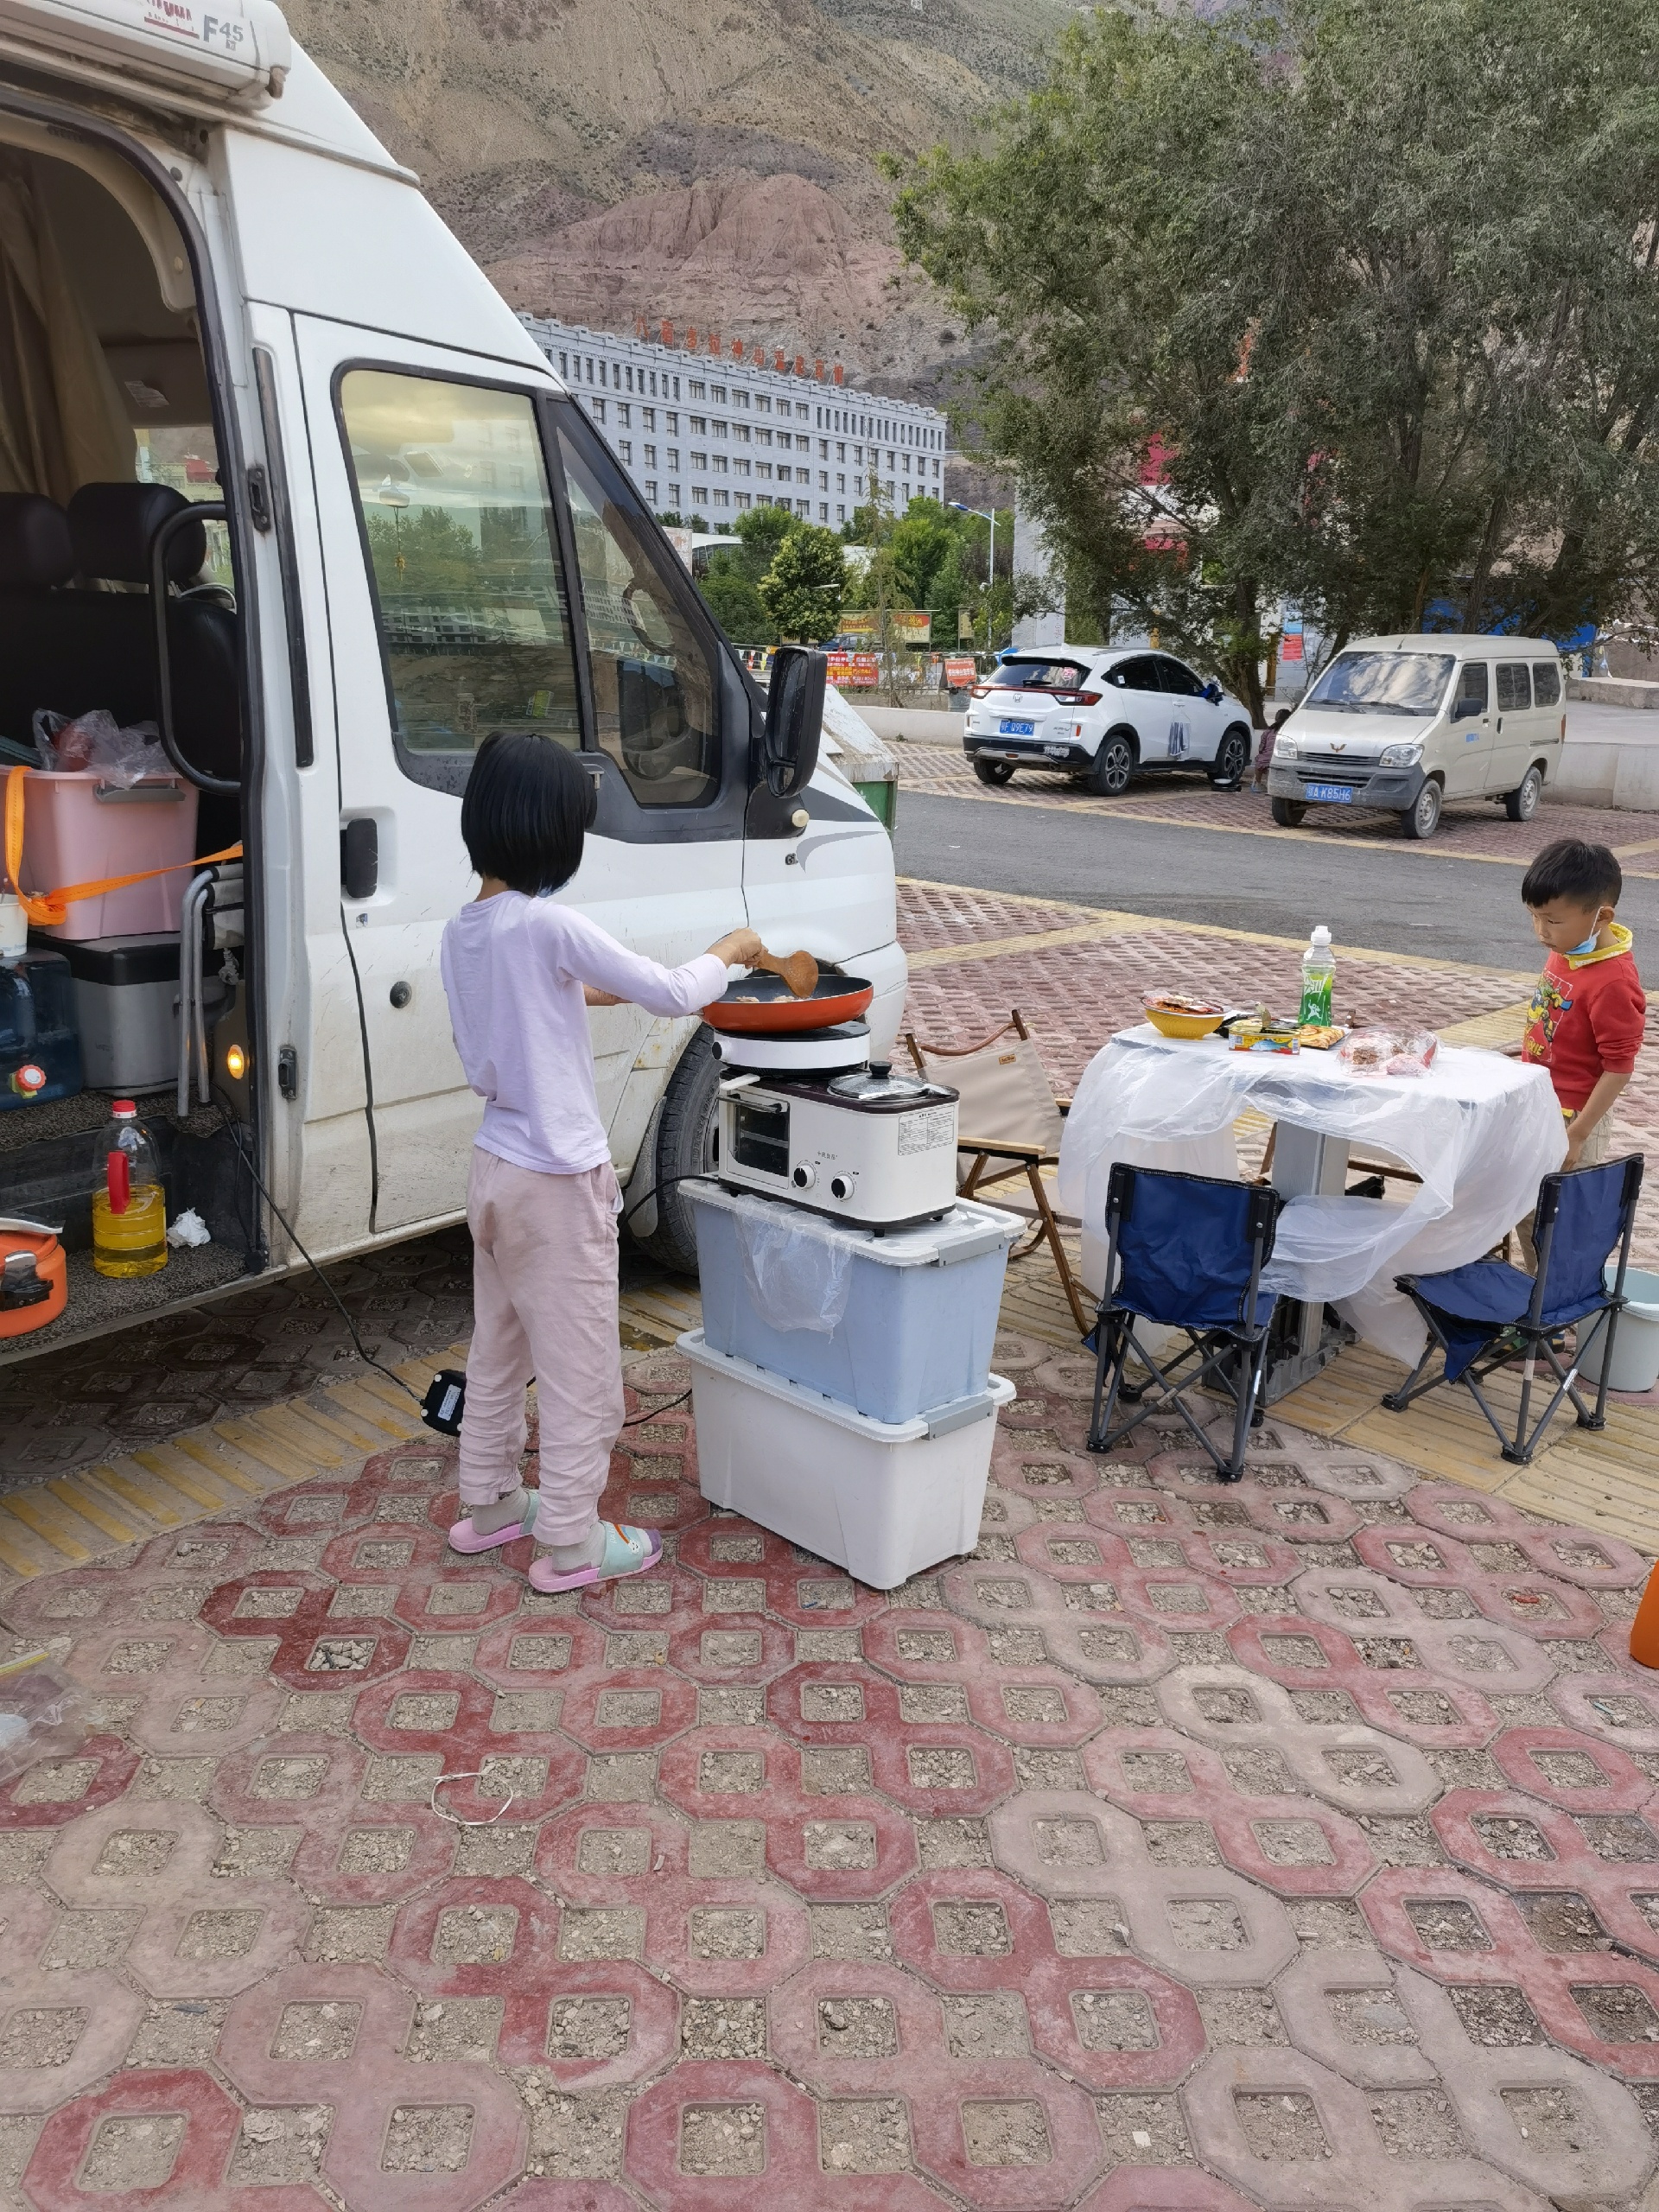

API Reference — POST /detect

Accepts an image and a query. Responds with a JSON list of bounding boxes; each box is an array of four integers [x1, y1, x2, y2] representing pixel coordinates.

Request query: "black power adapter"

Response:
[[421, 1369, 467, 1436]]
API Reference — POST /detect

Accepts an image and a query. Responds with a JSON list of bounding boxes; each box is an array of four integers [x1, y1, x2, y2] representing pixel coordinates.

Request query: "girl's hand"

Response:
[[709, 927, 765, 969]]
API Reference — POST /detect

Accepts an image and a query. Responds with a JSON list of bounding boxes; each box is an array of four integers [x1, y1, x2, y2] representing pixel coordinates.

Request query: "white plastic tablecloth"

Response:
[[1057, 1026, 1566, 1363]]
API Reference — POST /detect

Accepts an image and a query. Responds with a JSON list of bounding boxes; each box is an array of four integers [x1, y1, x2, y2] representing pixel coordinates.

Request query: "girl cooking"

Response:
[[439, 731, 760, 1592]]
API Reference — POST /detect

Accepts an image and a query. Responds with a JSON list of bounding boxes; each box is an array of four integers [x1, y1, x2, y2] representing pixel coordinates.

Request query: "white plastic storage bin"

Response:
[[1575, 1266, 1659, 1395], [681, 1329, 1015, 1588], [688, 1180, 1021, 1424]]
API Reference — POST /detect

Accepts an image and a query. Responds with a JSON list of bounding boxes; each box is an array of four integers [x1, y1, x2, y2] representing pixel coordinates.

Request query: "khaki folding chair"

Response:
[[905, 1009, 1092, 1335]]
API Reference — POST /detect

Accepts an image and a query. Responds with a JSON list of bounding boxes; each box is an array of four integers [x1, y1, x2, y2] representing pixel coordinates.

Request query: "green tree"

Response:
[[698, 505, 799, 644], [758, 524, 848, 643], [365, 502, 481, 596], [893, 0, 1659, 708]]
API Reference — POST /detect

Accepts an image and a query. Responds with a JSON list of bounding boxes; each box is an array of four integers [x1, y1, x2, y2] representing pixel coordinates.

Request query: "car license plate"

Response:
[[999, 720, 1034, 736], [1306, 782, 1353, 803]]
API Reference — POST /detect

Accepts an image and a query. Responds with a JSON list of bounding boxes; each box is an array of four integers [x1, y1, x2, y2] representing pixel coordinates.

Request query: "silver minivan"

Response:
[[1267, 633, 1566, 838]]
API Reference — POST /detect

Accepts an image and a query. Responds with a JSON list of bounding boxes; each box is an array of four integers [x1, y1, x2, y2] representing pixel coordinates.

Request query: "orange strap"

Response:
[[3, 765, 242, 927]]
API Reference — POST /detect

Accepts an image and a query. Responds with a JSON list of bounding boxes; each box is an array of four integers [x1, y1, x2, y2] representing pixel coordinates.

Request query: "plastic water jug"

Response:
[[92, 1100, 168, 1278], [0, 893, 83, 1110]]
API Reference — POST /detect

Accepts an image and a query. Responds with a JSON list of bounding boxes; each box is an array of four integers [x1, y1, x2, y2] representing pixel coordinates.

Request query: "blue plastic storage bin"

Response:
[[687, 1179, 1020, 1423]]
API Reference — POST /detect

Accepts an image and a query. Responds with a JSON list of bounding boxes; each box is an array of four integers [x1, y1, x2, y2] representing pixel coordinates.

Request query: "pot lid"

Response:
[[825, 1066, 948, 1103]]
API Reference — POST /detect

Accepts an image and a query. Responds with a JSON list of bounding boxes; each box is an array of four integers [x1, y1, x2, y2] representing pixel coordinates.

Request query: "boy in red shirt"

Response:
[[1521, 838, 1646, 1169]]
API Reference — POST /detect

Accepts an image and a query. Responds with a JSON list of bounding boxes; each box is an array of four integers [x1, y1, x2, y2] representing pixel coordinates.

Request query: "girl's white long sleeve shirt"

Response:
[[441, 889, 730, 1176]]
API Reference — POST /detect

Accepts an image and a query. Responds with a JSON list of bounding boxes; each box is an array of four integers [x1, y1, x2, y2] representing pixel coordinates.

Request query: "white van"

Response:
[[1267, 633, 1566, 839], [0, 0, 904, 1354]]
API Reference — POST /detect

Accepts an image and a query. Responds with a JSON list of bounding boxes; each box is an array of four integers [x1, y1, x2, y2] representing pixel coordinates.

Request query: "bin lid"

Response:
[[683, 1179, 1022, 1268]]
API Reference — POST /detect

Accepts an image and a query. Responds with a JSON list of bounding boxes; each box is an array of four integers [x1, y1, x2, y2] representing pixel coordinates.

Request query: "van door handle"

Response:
[[341, 817, 378, 899], [1496, 715, 1503, 734]]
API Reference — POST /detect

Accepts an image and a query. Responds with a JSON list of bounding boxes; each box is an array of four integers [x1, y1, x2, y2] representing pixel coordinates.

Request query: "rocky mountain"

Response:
[[282, 0, 1071, 397]]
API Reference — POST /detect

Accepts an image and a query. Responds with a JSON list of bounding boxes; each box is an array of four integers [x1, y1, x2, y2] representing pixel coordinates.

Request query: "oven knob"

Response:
[[830, 1173, 857, 1202], [791, 1164, 817, 1190]]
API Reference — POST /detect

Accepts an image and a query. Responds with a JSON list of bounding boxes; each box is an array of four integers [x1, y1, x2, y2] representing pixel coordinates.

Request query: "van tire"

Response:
[[1090, 731, 1136, 797], [1208, 725, 1251, 787], [630, 1027, 721, 1275], [1504, 766, 1543, 822], [974, 757, 1015, 786], [1271, 798, 1306, 827], [1402, 778, 1443, 840]]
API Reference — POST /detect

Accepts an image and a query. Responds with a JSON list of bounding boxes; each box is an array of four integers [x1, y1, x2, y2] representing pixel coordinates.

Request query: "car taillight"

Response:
[[1052, 691, 1101, 706], [971, 684, 990, 699]]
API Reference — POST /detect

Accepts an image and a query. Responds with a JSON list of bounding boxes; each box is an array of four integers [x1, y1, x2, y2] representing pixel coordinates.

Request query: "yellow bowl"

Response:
[[1143, 1005, 1225, 1039]]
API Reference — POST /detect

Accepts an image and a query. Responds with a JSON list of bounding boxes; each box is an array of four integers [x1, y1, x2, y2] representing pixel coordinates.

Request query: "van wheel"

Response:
[[1208, 725, 1251, 787], [630, 1027, 720, 1275], [1270, 798, 1306, 827], [973, 757, 1015, 786], [1402, 779, 1443, 840], [1090, 733, 1135, 797], [1504, 766, 1543, 822]]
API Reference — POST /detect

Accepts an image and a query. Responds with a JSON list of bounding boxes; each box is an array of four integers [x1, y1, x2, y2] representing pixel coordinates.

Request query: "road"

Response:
[[893, 788, 1659, 969]]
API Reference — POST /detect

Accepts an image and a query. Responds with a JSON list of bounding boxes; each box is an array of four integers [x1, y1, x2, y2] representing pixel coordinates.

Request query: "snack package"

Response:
[[1230, 1022, 1299, 1054], [1338, 1029, 1396, 1075], [1388, 1031, 1439, 1077]]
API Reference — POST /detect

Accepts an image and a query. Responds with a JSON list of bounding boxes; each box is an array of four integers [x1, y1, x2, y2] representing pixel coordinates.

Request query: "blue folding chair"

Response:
[[1383, 1154, 1644, 1464], [1086, 1162, 1283, 1484]]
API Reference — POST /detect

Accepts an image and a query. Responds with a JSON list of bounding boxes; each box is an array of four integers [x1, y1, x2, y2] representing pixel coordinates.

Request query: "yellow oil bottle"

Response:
[[91, 1101, 168, 1279]]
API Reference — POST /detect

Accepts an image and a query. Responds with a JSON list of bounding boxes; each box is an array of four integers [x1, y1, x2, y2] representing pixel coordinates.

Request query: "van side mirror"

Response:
[[761, 645, 825, 798]]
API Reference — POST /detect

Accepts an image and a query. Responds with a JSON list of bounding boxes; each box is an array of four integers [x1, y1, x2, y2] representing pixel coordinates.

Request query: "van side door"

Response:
[[296, 323, 745, 1237], [1530, 656, 1565, 785], [1443, 658, 1493, 796], [1488, 660, 1534, 794]]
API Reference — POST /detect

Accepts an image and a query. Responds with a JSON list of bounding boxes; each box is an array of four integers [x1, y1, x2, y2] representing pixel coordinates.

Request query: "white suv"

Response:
[[963, 648, 1255, 795]]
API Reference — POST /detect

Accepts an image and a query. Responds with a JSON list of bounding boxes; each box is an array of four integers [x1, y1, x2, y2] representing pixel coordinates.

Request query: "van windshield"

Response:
[[1306, 652, 1455, 715]]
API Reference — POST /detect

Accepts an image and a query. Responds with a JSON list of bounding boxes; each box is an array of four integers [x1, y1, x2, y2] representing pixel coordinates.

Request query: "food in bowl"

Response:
[[1141, 991, 1226, 1039]]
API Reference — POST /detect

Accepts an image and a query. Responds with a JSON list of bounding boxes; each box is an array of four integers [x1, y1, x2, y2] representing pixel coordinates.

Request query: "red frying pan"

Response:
[[702, 972, 875, 1034]]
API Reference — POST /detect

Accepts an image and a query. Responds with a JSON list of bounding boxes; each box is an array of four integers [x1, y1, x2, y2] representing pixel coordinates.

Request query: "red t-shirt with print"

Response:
[[1522, 942, 1646, 1112]]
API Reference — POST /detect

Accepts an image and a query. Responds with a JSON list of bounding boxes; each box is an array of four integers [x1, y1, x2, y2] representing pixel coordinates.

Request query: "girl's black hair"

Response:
[[1521, 837, 1622, 912], [461, 733, 595, 895]]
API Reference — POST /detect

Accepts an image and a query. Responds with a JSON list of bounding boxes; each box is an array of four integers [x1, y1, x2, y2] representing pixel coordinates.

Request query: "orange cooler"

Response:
[[17, 770, 199, 940]]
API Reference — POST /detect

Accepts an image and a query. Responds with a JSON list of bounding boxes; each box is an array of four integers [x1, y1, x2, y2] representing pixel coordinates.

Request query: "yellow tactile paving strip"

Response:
[[0, 1352, 449, 1588]]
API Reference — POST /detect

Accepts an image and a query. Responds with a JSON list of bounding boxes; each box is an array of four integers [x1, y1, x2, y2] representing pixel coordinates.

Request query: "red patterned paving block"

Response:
[[350, 1672, 584, 1815], [0, 1962, 143, 2111], [1293, 1567, 1557, 1696], [1489, 1725, 1651, 1813], [888, 1870, 1061, 1994], [1023, 1953, 1203, 2092], [1358, 1864, 1659, 2072], [496, 2185, 637, 2212], [1224, 1614, 1503, 1747], [663, 1604, 798, 1685], [519, 1960, 677, 2084], [767, 1957, 945, 2093], [200, 1574, 411, 1691], [1350, 1523, 1607, 1637], [860, 1611, 1007, 1682], [470, 1607, 607, 1693], [908, 2056, 1104, 2211], [22, 2066, 245, 2212], [556, 1668, 700, 1753], [0, 1731, 140, 1826], [390, 1875, 561, 2065], [1404, 1485, 1649, 1590], [576, 1560, 703, 1637], [964, 1669, 1104, 1749], [319, 2059, 525, 2212], [218, 1961, 413, 2101], [992, 1449, 1101, 1503], [1551, 1671, 1659, 1751], [625, 2056, 949, 2209]]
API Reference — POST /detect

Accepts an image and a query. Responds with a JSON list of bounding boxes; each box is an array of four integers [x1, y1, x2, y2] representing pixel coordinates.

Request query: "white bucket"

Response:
[[1575, 1266, 1659, 1395]]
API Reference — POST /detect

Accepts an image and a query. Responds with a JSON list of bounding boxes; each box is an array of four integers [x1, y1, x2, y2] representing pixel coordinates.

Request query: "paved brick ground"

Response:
[[896, 741, 1659, 867], [5, 1346, 1659, 2209]]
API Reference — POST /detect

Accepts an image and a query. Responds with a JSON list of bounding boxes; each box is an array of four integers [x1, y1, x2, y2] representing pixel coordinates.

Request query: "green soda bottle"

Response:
[[1300, 925, 1335, 1027]]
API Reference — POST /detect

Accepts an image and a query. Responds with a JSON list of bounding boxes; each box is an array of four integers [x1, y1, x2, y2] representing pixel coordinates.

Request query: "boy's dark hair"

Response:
[[1521, 838, 1622, 912], [461, 733, 595, 895]]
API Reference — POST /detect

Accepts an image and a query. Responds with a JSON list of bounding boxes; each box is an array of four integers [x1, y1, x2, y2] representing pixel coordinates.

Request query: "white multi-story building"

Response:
[[519, 314, 947, 529]]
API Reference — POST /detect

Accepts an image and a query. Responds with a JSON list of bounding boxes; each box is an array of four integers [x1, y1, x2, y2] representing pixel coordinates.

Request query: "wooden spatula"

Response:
[[754, 946, 819, 998]]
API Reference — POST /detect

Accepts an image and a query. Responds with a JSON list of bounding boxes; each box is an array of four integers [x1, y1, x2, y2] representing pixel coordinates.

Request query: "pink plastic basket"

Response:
[[17, 770, 200, 940]]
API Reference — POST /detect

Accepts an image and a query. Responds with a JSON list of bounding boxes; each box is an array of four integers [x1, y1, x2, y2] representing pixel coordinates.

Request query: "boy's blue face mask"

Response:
[[1568, 930, 1601, 957]]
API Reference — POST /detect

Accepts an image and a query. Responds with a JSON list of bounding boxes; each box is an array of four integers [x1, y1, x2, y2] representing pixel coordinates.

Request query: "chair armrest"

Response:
[[1055, 1096, 1071, 1115]]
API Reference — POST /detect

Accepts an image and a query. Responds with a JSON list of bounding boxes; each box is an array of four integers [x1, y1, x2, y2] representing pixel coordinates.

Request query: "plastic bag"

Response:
[[1338, 1028, 1439, 1077], [33, 709, 168, 787], [735, 1202, 854, 1334], [0, 1648, 86, 1783]]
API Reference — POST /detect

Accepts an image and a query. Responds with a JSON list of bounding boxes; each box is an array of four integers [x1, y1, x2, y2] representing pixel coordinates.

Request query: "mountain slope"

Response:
[[282, 0, 1071, 384]]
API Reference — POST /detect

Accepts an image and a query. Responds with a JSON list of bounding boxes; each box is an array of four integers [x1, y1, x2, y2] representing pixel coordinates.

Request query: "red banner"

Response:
[[827, 652, 880, 689], [944, 657, 977, 688]]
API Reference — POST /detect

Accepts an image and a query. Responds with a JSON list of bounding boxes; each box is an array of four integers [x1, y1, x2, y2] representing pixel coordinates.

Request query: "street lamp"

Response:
[[949, 502, 1000, 650]]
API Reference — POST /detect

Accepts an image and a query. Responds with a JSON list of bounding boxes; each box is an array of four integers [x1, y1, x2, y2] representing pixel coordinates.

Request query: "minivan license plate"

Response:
[[999, 720, 1034, 736], [1306, 782, 1353, 803]]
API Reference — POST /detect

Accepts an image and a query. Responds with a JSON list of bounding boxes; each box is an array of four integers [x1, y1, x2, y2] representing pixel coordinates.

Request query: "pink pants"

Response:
[[458, 1147, 625, 1545]]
